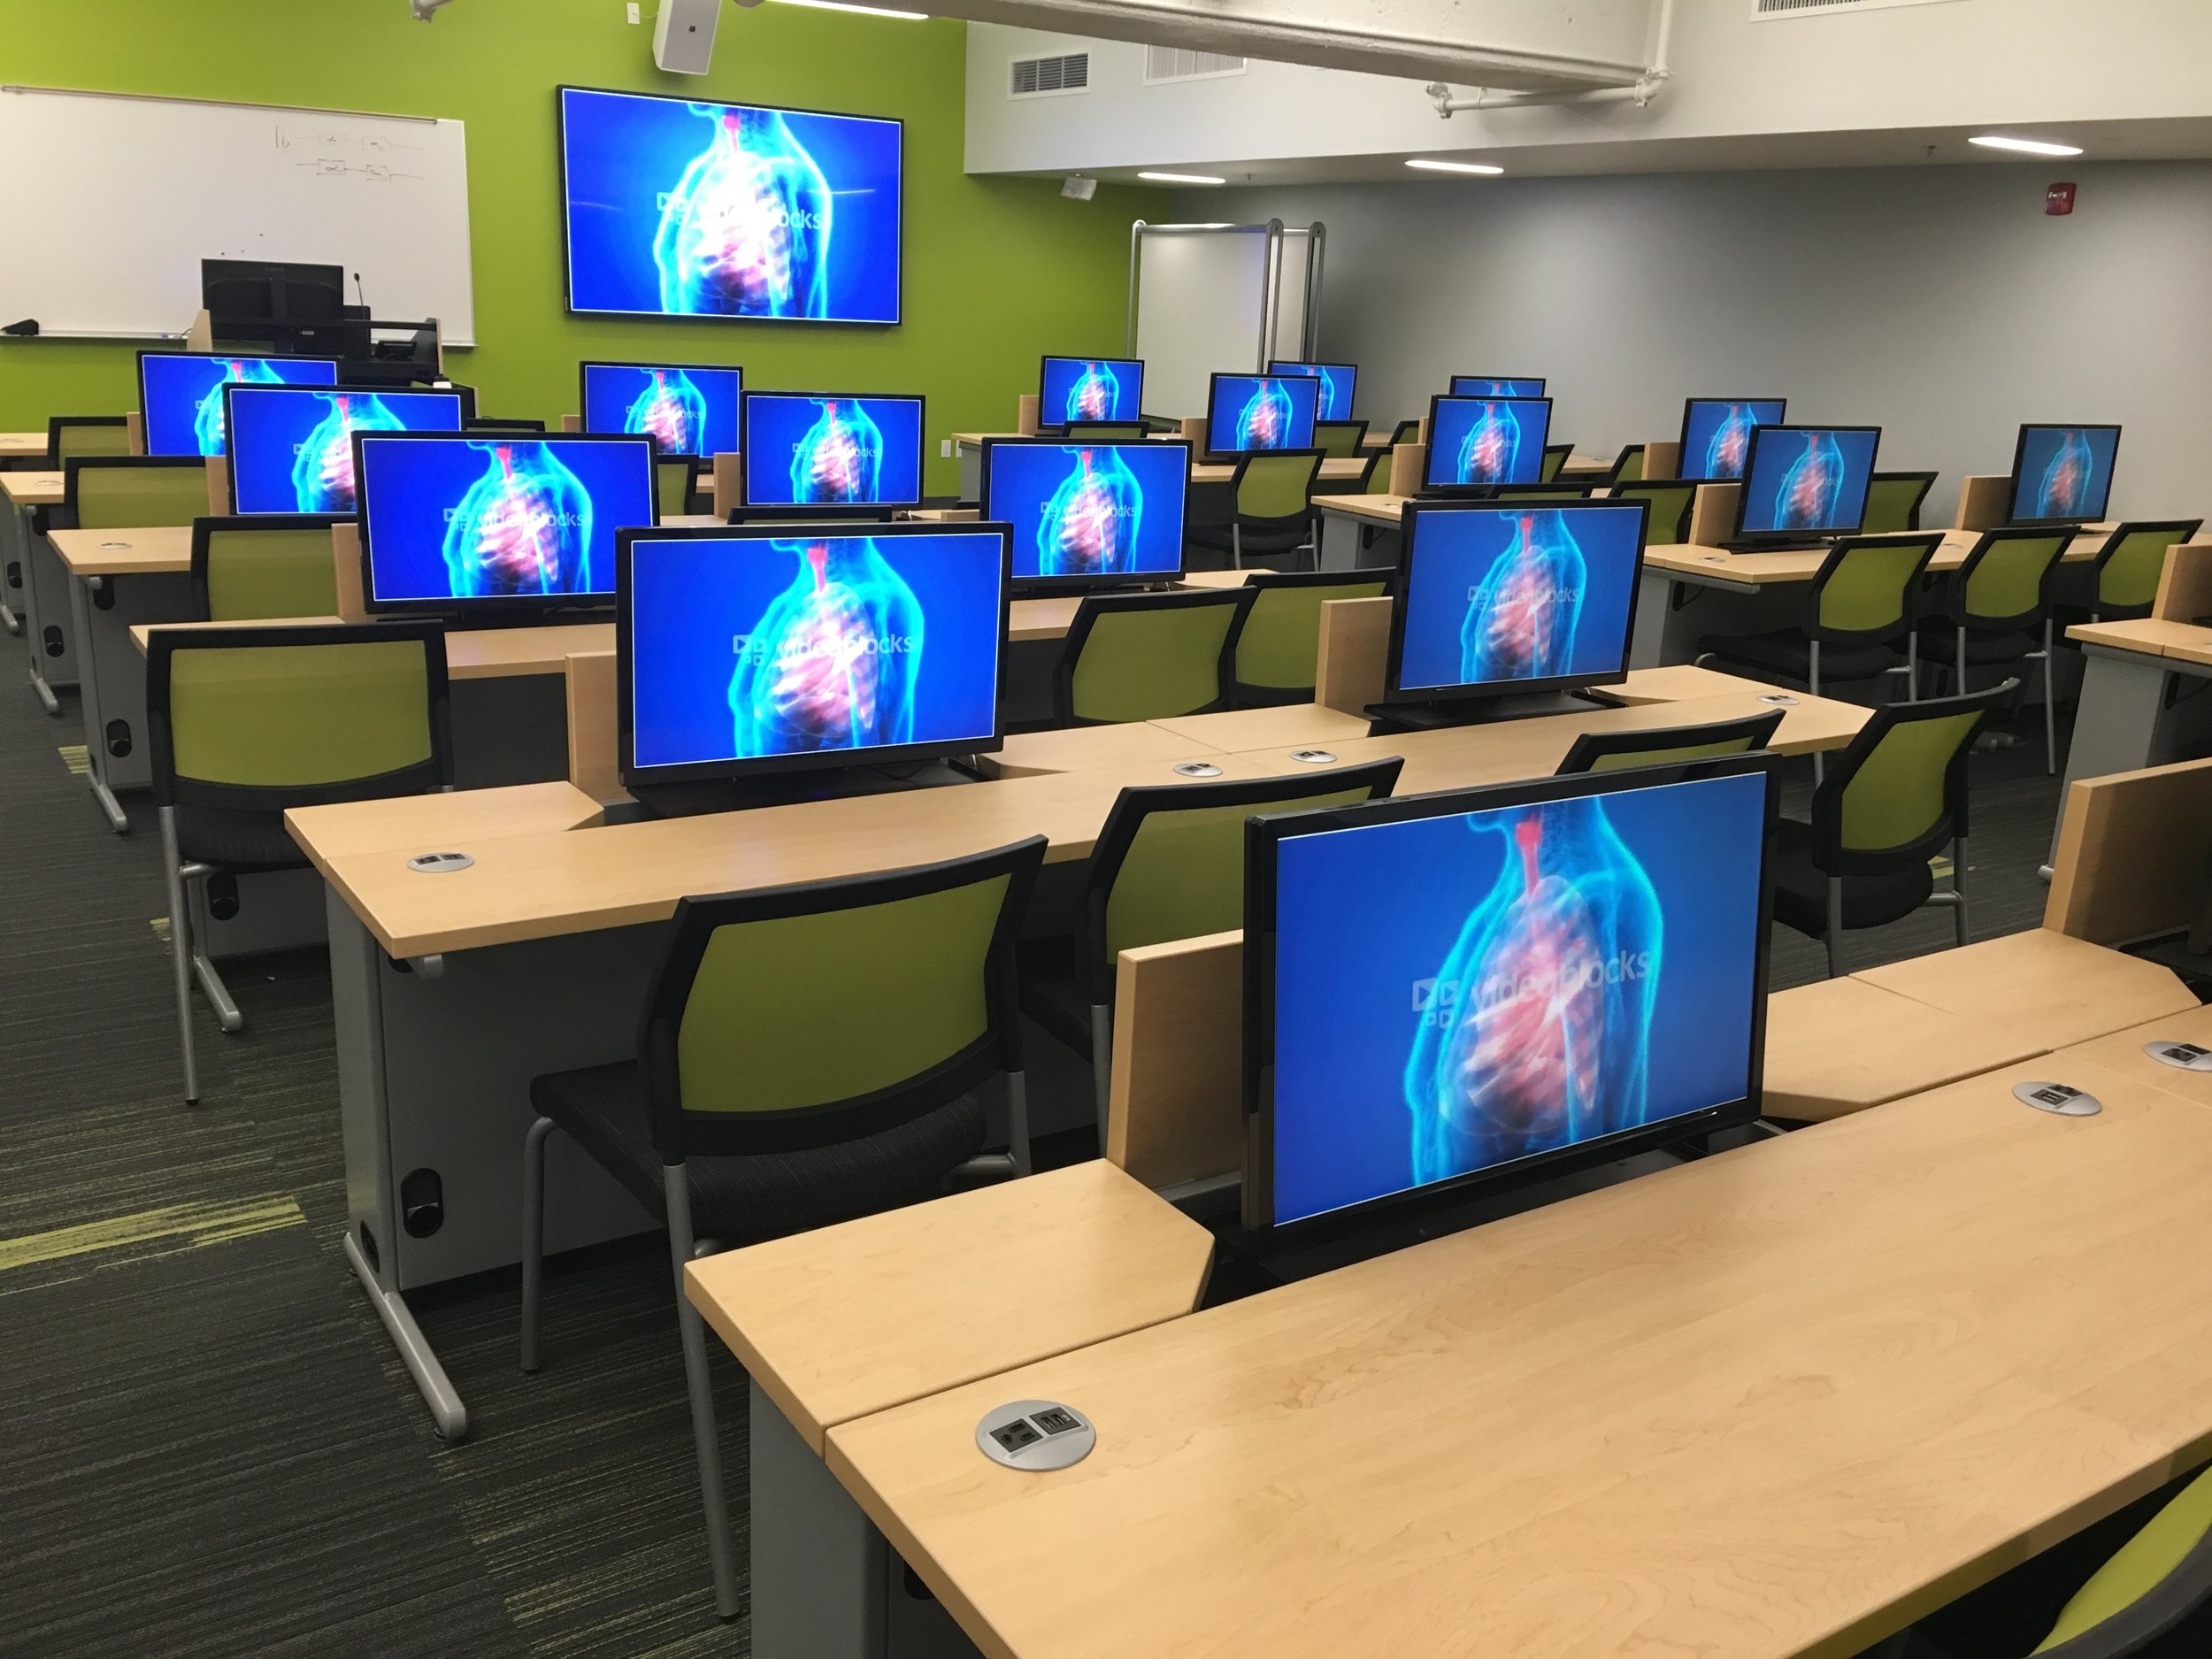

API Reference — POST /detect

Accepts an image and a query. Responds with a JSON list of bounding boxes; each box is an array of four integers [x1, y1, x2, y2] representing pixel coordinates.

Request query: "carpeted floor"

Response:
[[0, 624, 2068, 1655]]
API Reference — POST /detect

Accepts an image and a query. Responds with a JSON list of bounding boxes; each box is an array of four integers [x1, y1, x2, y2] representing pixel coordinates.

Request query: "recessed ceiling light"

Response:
[[1138, 171, 1227, 185], [1406, 158, 1505, 175], [1969, 134, 2083, 157], [768, 0, 928, 18]]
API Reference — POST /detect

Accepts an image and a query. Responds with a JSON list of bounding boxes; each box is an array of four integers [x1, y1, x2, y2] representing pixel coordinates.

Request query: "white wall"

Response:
[[1192, 161, 2212, 522]]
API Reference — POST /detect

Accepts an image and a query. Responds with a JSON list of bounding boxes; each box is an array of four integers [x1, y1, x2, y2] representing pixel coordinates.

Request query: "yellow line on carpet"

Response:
[[0, 1197, 306, 1273], [58, 743, 89, 778]]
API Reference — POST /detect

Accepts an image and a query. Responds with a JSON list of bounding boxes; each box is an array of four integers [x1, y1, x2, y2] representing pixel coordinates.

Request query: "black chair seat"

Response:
[[1913, 624, 2040, 665], [1769, 818, 1935, 938], [174, 805, 310, 872], [1700, 630, 1903, 686], [1016, 934, 1094, 1058], [529, 1060, 987, 1243]]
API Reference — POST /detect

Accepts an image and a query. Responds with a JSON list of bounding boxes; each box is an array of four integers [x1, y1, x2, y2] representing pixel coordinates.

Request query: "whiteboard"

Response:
[[1133, 225, 1317, 419], [0, 86, 475, 344]]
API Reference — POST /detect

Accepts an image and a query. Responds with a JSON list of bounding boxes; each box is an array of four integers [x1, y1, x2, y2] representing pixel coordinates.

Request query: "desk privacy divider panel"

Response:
[[0, 86, 475, 343]]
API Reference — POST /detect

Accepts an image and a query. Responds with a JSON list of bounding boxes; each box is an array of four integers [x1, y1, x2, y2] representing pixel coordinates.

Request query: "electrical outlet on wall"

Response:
[[941, 438, 953, 458], [626, 3, 641, 22]]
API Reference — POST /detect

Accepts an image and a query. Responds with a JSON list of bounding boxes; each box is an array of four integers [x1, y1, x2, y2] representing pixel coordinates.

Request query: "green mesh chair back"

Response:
[[190, 515, 344, 621], [1232, 570, 1393, 703], [1233, 449, 1325, 523], [1314, 419, 1370, 459], [1064, 422, 1148, 442], [1808, 534, 1942, 643], [1556, 710, 1785, 774], [1540, 443, 1573, 482], [2028, 1463, 2212, 1656], [2092, 520, 2203, 616], [1055, 588, 1257, 725], [1312, 449, 1384, 498], [1387, 419, 1423, 449], [656, 457, 696, 518], [1860, 471, 1937, 534], [64, 456, 209, 529], [47, 415, 132, 467], [1617, 480, 1698, 545], [1075, 761, 1404, 1000], [1607, 444, 1647, 486], [1805, 682, 2008, 877], [640, 836, 1045, 1160], [1946, 526, 2074, 630], [146, 622, 452, 812]]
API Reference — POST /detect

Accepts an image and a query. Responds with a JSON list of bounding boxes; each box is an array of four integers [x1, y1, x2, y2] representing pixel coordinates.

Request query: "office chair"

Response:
[[1862, 471, 1939, 534], [1910, 525, 2076, 774], [1052, 587, 1256, 725], [1386, 419, 1423, 449], [1615, 480, 1699, 546], [1063, 421, 1148, 442], [655, 455, 699, 519], [1767, 680, 2010, 977], [2056, 520, 2205, 625], [1185, 449, 1325, 570], [1555, 710, 1784, 773], [1229, 569, 1394, 706], [1312, 449, 1385, 499], [1605, 443, 1647, 487], [521, 837, 1045, 1620], [61, 455, 211, 529], [188, 514, 346, 620], [1313, 419, 1371, 458], [1696, 533, 1942, 710], [1540, 442, 1574, 482], [146, 623, 453, 1102], [45, 414, 132, 468], [1018, 763, 1402, 1133]]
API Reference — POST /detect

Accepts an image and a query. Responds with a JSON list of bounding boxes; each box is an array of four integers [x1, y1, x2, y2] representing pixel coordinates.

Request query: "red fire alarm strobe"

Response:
[[2047, 182, 2078, 216]]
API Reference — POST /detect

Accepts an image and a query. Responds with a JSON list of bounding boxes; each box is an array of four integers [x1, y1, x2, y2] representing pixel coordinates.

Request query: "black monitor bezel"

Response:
[[135, 348, 343, 457], [1420, 394, 1558, 494], [220, 382, 474, 515], [1266, 360, 1359, 420], [2007, 423, 2124, 527], [577, 359, 746, 459], [1036, 355, 1147, 432], [1240, 755, 1778, 1241], [1202, 371, 1323, 461], [1449, 374, 1547, 397], [1381, 495, 1649, 706], [614, 518, 1012, 787], [979, 435, 1191, 594], [1676, 396, 1788, 481], [1729, 423, 1884, 542], [354, 428, 657, 620], [739, 388, 927, 511]]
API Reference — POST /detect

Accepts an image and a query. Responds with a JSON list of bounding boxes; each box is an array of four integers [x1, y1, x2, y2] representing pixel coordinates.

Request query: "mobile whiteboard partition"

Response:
[[1127, 221, 1325, 421]]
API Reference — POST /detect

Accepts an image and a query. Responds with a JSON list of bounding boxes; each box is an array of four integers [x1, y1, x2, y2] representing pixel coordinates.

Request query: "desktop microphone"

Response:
[[354, 272, 368, 309]]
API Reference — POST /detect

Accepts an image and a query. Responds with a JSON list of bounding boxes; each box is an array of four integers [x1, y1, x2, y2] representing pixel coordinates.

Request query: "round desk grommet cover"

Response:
[[1288, 749, 1338, 765], [407, 851, 475, 874], [1172, 762, 1224, 778], [2013, 1079, 2102, 1117], [977, 1400, 1095, 1471], [1756, 694, 1799, 706], [2145, 1040, 2212, 1073]]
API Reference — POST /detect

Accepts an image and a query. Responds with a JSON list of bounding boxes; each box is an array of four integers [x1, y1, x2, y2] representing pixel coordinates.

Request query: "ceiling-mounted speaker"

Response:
[[654, 0, 720, 74]]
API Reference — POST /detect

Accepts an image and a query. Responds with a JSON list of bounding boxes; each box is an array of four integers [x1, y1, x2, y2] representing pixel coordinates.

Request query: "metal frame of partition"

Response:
[[1125, 219, 1327, 368]]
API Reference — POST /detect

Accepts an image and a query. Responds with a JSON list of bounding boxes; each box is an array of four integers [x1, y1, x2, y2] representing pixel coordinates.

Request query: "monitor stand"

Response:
[[624, 758, 973, 820], [1365, 688, 1611, 732]]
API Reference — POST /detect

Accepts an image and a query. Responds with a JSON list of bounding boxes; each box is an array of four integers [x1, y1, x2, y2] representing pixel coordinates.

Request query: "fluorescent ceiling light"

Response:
[[769, 0, 928, 18], [1969, 134, 2083, 157], [1138, 171, 1226, 185], [1406, 158, 1504, 175]]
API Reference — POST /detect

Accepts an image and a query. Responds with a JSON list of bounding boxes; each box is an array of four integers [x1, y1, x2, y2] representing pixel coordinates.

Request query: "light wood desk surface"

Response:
[[1, 470, 63, 508], [1151, 701, 1373, 752], [1762, 974, 2045, 1122], [979, 722, 1225, 780], [48, 524, 193, 577], [2055, 1004, 2212, 1107], [284, 782, 604, 862], [1189, 456, 1374, 486], [2066, 618, 2212, 665], [828, 1057, 2212, 1659], [0, 431, 46, 458], [1647, 527, 2108, 591], [1855, 927, 2198, 1052], [685, 1163, 1213, 1457]]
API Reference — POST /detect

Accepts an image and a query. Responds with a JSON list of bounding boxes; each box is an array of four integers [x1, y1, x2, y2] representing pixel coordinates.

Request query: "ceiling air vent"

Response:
[[1753, 0, 1962, 15], [1010, 52, 1089, 98], [1143, 46, 1248, 83]]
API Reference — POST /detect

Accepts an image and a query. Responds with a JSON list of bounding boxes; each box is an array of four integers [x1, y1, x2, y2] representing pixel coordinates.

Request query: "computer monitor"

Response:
[[137, 350, 341, 457], [225, 384, 469, 515], [1383, 499, 1647, 707], [1732, 425, 1881, 542], [200, 258, 352, 353], [741, 391, 926, 511], [1039, 357, 1145, 428], [1422, 396, 1555, 491], [1450, 376, 1546, 398], [580, 361, 742, 458], [1267, 361, 1358, 422], [617, 521, 1009, 785], [1242, 757, 1776, 1236], [2009, 424, 2121, 526], [1204, 373, 1321, 457], [1679, 398, 1787, 482], [355, 431, 656, 616], [980, 438, 1189, 590]]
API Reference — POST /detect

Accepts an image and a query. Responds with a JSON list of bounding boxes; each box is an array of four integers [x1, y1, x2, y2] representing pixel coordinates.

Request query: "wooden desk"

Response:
[[48, 523, 191, 578], [1855, 927, 2197, 1052], [828, 1057, 2212, 1659], [2050, 619, 2212, 866], [1, 470, 63, 508], [979, 723, 1225, 780], [0, 430, 45, 460], [285, 781, 604, 860], [1761, 975, 2044, 1122], [1189, 456, 1373, 487], [2055, 1004, 2212, 1108]]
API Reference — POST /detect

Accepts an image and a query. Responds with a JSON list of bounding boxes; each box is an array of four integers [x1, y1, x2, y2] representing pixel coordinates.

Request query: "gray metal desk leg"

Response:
[[1317, 510, 1362, 571], [22, 510, 74, 710], [343, 1229, 467, 1440], [957, 442, 982, 504], [2049, 649, 2171, 871], [65, 574, 129, 832], [1630, 572, 1675, 669]]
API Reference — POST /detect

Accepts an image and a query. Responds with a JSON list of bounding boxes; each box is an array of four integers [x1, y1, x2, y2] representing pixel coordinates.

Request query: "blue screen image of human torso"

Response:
[[1740, 429, 1878, 534], [1041, 359, 1141, 426], [744, 396, 923, 506], [142, 355, 339, 456], [228, 388, 463, 515], [1425, 397, 1553, 488], [1398, 507, 1638, 692], [1270, 363, 1356, 421], [2013, 426, 2119, 521], [361, 437, 653, 603], [559, 88, 902, 325], [1207, 376, 1320, 453], [1265, 771, 1765, 1225], [1450, 377, 1544, 399], [626, 531, 1004, 768], [584, 365, 741, 457], [989, 443, 1187, 580], [1682, 400, 1786, 480]]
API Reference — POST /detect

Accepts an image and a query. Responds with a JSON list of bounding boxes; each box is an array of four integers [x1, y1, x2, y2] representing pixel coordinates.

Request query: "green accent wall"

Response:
[[0, 0, 1162, 493]]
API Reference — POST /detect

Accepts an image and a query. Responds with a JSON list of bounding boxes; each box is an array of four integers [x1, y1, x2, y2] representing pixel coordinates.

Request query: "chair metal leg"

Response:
[[1952, 834, 1970, 947], [1007, 1068, 1033, 1177], [1230, 522, 1242, 571], [2039, 618, 2056, 774], [1809, 641, 1824, 786], [159, 807, 199, 1104], [519, 1114, 555, 1374], [1089, 1002, 1113, 1145], [664, 1164, 741, 1622], [1824, 877, 1845, 979], [190, 949, 245, 1033], [1955, 626, 1968, 703]]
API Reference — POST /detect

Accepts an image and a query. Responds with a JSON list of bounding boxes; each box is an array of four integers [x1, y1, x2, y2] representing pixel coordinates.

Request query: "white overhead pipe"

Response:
[[1426, 0, 1675, 118]]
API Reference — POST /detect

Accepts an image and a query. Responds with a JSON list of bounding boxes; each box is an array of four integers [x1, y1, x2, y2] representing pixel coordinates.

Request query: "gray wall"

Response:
[[1198, 162, 2212, 525]]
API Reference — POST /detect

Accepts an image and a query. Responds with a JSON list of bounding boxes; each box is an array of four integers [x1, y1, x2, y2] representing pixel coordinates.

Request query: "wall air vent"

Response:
[[1144, 46, 1248, 83], [1010, 52, 1090, 98], [1753, 0, 1962, 15]]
